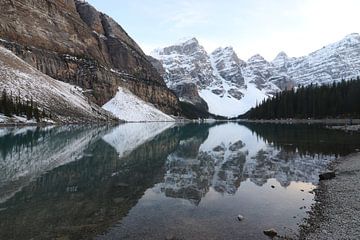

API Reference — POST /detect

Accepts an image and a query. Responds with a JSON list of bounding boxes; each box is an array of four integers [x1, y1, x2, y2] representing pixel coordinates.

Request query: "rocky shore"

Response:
[[299, 152, 360, 240], [328, 124, 360, 132]]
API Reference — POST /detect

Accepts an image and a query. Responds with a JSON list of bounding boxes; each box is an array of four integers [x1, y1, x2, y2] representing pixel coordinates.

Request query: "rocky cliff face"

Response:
[[0, 45, 114, 123], [152, 34, 360, 117], [0, 0, 180, 115]]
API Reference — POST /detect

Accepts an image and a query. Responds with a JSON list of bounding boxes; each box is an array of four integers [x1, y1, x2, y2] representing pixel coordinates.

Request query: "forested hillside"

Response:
[[242, 78, 360, 119]]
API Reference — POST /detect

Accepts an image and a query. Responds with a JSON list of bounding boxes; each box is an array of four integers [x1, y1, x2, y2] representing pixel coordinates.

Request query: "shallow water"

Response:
[[0, 122, 359, 239]]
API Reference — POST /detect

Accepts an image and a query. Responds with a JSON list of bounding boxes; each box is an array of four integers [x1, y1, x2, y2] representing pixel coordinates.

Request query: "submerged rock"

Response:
[[319, 172, 336, 181], [237, 214, 244, 221], [263, 228, 278, 237]]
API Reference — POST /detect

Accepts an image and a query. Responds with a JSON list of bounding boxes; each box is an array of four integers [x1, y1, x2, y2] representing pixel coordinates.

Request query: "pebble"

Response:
[[263, 228, 277, 237], [319, 171, 336, 181], [302, 153, 360, 239]]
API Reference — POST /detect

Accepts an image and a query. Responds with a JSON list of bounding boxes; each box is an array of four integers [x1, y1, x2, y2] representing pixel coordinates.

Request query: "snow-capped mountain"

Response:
[[268, 33, 360, 86], [151, 39, 279, 117], [151, 33, 360, 117]]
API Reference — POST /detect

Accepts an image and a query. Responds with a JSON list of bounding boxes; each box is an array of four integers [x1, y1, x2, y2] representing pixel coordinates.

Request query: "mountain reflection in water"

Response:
[[0, 122, 359, 240]]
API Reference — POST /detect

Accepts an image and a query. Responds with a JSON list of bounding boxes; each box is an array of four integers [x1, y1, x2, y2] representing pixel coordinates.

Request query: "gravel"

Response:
[[299, 153, 360, 240], [329, 125, 360, 132]]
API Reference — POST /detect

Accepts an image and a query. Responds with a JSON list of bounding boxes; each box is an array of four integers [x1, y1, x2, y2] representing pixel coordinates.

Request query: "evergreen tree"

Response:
[[242, 78, 360, 119]]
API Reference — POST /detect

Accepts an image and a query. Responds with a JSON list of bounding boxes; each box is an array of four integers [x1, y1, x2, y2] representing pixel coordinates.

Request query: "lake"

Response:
[[0, 123, 359, 240]]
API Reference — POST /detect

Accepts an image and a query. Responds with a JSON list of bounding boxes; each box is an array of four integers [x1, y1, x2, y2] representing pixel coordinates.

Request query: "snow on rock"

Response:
[[0, 46, 113, 123], [102, 87, 174, 122], [271, 33, 360, 86]]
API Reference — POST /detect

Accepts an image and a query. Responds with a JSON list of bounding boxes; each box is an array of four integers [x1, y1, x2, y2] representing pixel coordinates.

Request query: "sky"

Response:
[[87, 0, 360, 61]]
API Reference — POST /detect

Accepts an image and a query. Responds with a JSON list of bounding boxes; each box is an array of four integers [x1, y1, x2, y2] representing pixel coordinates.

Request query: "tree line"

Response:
[[242, 78, 360, 119], [241, 122, 360, 157], [0, 89, 49, 122]]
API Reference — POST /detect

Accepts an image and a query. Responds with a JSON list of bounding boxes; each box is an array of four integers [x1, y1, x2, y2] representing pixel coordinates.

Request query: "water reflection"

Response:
[[0, 124, 180, 240], [0, 123, 359, 240], [0, 125, 110, 203]]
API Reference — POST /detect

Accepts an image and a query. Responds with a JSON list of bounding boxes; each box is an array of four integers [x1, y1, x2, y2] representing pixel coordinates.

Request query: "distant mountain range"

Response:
[[151, 33, 360, 117]]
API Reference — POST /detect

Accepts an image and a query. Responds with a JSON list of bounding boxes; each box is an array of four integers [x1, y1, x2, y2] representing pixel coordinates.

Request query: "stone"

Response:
[[319, 172, 336, 181], [237, 214, 244, 221], [263, 228, 278, 237]]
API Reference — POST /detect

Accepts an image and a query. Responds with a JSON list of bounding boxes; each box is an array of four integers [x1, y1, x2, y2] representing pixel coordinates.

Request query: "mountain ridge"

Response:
[[151, 33, 360, 117]]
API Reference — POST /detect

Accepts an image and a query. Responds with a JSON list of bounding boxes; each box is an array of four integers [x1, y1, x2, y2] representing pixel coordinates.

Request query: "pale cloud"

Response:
[[167, 1, 211, 28]]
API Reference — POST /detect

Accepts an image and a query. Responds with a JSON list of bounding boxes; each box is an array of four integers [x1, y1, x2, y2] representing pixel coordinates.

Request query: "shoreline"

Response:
[[299, 152, 360, 239], [238, 118, 360, 125], [1, 118, 360, 127]]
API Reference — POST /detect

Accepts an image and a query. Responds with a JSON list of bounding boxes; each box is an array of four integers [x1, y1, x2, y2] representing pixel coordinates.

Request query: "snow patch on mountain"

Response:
[[199, 83, 268, 117], [102, 87, 174, 122]]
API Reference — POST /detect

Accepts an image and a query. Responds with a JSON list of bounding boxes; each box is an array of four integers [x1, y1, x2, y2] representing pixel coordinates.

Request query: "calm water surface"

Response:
[[0, 123, 359, 240]]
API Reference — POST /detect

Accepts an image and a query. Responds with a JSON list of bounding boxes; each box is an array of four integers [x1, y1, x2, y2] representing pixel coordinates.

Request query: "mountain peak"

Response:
[[211, 46, 245, 66], [342, 33, 360, 43], [211, 46, 235, 55], [151, 37, 204, 57], [247, 54, 267, 64], [272, 51, 288, 63], [275, 51, 288, 59], [175, 37, 199, 46], [344, 32, 360, 38]]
